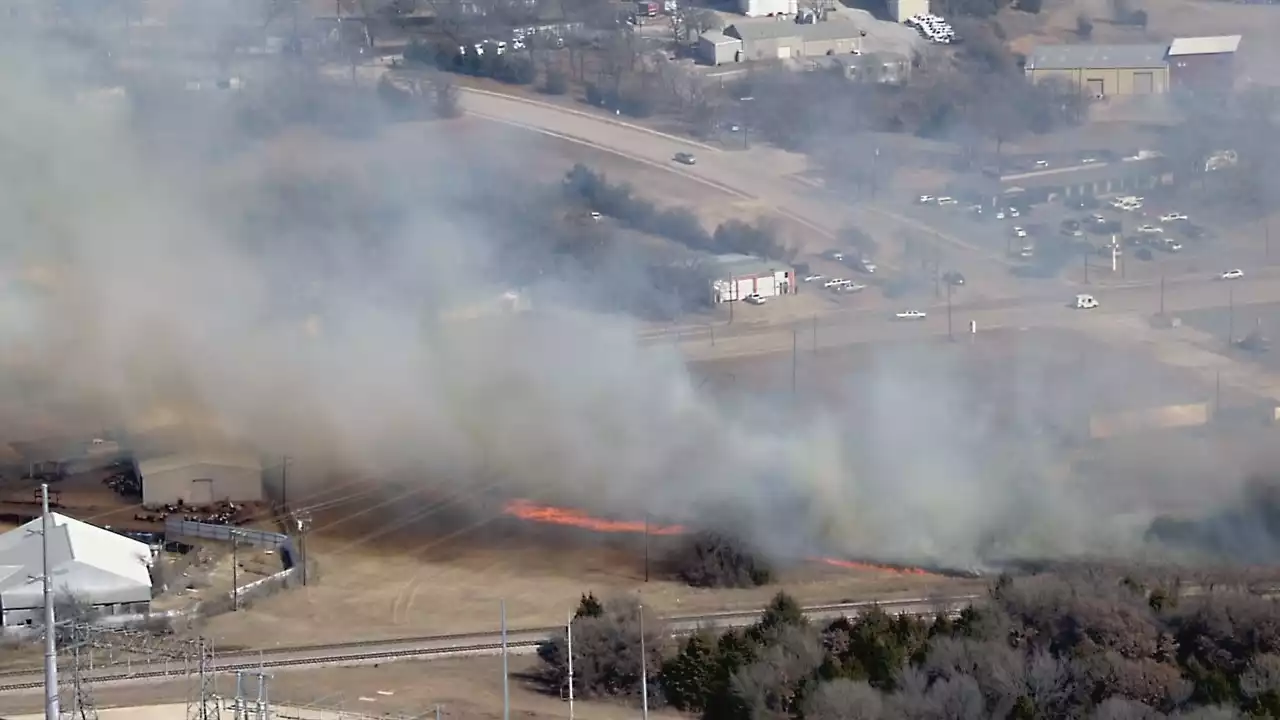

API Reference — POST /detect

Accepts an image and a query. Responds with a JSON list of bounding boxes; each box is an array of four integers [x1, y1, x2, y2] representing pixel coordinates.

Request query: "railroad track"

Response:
[[0, 595, 980, 693]]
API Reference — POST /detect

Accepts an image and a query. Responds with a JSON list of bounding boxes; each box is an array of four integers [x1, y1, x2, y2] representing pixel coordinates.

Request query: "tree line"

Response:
[[538, 569, 1280, 720], [563, 164, 794, 262]]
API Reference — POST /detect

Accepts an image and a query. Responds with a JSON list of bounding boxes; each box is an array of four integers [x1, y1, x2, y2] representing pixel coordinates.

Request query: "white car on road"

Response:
[[1161, 212, 1188, 222], [918, 194, 935, 204], [804, 274, 824, 283], [1221, 269, 1244, 280], [1012, 226, 1028, 238], [895, 310, 927, 320], [1137, 224, 1163, 234], [937, 196, 958, 206], [745, 293, 767, 305], [823, 278, 848, 288]]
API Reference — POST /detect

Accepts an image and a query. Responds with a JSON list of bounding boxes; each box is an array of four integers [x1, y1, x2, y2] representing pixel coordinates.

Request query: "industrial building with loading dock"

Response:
[[1025, 43, 1170, 98], [0, 513, 152, 626], [710, 254, 795, 303], [136, 452, 265, 509], [1025, 36, 1240, 98], [726, 18, 869, 61]]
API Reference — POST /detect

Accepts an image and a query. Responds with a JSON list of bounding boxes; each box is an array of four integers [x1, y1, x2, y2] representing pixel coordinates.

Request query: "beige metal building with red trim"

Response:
[[710, 253, 796, 303]]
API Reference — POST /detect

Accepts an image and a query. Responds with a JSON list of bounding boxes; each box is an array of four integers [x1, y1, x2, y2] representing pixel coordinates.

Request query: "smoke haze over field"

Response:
[[0, 31, 1263, 571]]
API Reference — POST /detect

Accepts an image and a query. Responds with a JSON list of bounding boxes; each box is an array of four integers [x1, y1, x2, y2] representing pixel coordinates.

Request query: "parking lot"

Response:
[[902, 184, 1278, 288]]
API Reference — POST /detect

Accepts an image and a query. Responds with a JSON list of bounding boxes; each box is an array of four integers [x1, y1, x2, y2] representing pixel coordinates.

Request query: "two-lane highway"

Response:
[[668, 274, 1280, 362]]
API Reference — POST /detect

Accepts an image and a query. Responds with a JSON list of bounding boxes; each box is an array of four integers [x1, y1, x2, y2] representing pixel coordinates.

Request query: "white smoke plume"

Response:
[[0, 27, 1230, 572]]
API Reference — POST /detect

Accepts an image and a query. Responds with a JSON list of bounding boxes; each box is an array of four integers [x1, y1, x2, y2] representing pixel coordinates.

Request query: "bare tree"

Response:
[[892, 668, 987, 720], [803, 679, 884, 720], [537, 596, 666, 703], [1092, 697, 1164, 720], [731, 625, 826, 719]]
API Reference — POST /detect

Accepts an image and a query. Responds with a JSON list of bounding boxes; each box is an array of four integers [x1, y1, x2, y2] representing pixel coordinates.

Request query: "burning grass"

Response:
[[500, 496, 949, 580]]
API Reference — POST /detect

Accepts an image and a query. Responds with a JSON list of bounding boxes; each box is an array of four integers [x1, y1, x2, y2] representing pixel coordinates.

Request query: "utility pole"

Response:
[[231, 530, 241, 611], [946, 283, 954, 341], [1229, 286, 1236, 345], [501, 600, 510, 720], [41, 483, 59, 720], [280, 456, 291, 512], [567, 611, 575, 720], [791, 329, 797, 398], [294, 512, 311, 586], [639, 604, 649, 720], [643, 513, 650, 583], [1215, 370, 1222, 418]]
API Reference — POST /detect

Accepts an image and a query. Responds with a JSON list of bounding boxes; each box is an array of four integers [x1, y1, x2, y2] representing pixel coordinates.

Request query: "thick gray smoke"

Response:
[[0, 31, 1201, 571]]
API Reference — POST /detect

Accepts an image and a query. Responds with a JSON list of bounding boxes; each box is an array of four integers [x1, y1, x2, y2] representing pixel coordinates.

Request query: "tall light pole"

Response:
[[639, 604, 649, 720], [502, 600, 510, 720], [1229, 286, 1236, 346], [946, 282, 954, 341], [567, 612, 575, 720], [41, 484, 59, 720]]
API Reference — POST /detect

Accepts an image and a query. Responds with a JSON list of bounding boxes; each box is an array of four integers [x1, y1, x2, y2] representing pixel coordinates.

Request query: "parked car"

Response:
[[895, 310, 928, 320], [1067, 196, 1100, 210]]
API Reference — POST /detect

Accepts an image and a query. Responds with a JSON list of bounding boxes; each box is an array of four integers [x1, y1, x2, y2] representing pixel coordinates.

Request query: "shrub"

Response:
[[666, 530, 773, 588], [543, 69, 569, 95]]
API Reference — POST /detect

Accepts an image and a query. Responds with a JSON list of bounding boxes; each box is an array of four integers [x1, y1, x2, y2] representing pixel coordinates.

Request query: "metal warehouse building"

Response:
[[710, 254, 795, 303], [724, 18, 868, 61], [1168, 35, 1240, 91], [0, 514, 152, 626], [1025, 44, 1170, 98], [887, 0, 929, 23], [698, 31, 743, 66], [738, 0, 796, 17], [137, 452, 265, 509]]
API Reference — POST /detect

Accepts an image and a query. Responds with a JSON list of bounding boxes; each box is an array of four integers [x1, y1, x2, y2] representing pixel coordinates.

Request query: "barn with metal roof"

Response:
[[0, 513, 152, 626], [1025, 43, 1170, 98]]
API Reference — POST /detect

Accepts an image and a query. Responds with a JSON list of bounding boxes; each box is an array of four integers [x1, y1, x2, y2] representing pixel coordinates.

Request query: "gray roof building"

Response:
[[1025, 44, 1169, 71], [727, 18, 864, 43], [711, 253, 790, 278]]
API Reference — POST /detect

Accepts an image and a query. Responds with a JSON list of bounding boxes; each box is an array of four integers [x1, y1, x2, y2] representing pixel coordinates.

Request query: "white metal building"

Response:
[[137, 452, 265, 509], [0, 514, 152, 626], [710, 254, 795, 303], [738, 0, 797, 18], [698, 30, 744, 65], [888, 0, 928, 23]]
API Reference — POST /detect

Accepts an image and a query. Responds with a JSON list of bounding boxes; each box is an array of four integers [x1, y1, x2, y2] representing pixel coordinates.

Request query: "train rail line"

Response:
[[0, 595, 980, 693]]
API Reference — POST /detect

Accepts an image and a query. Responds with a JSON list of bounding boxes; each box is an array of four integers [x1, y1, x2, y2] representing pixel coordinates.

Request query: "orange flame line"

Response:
[[502, 499, 688, 535], [502, 499, 935, 576], [816, 557, 930, 576]]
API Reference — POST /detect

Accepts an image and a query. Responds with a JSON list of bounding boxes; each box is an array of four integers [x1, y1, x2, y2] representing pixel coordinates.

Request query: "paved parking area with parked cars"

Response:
[[898, 187, 1276, 287]]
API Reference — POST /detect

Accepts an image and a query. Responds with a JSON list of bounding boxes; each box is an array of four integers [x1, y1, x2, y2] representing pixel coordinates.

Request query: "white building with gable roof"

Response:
[[0, 514, 153, 626]]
